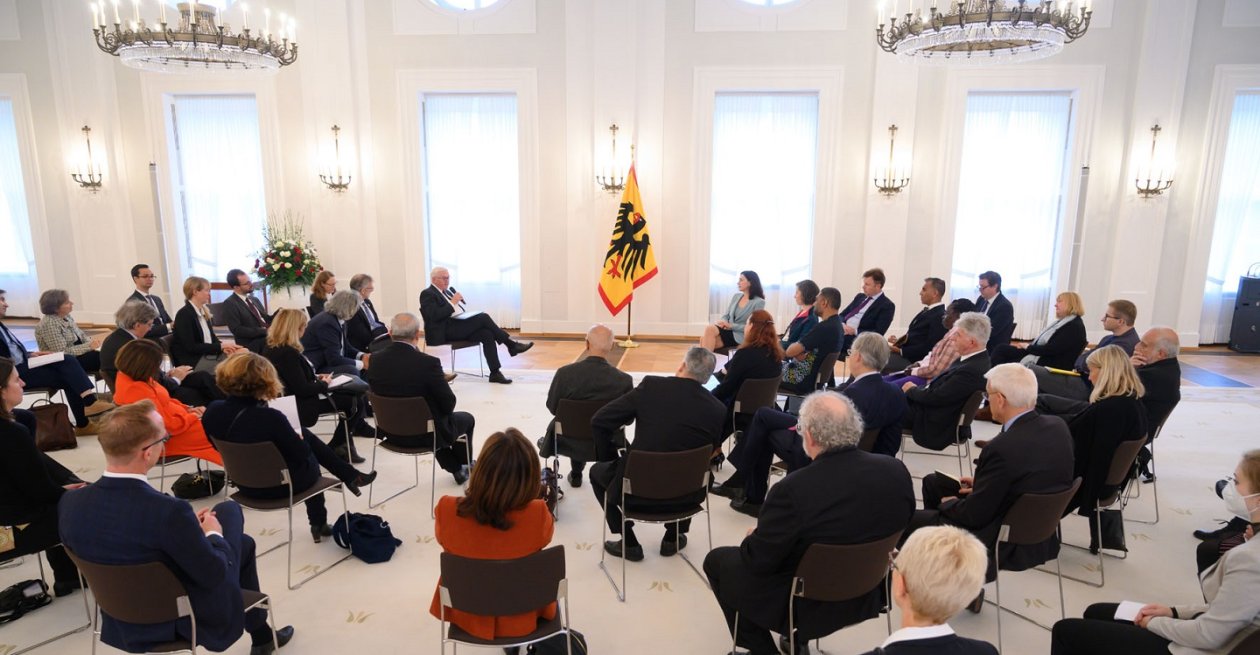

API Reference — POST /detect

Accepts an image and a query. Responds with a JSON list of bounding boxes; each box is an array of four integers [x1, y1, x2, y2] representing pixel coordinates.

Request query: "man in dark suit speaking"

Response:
[[59, 401, 293, 655], [127, 263, 172, 339], [885, 277, 948, 373], [419, 266, 533, 384]]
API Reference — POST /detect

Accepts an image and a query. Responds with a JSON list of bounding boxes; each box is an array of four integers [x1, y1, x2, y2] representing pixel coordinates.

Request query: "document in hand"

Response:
[[267, 395, 302, 433], [1113, 601, 1145, 623], [327, 375, 355, 390], [934, 470, 963, 497], [27, 352, 66, 369]]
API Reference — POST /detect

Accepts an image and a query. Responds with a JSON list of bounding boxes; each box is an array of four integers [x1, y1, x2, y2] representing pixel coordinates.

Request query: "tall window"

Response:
[[170, 94, 267, 280], [0, 98, 38, 315], [950, 92, 1073, 338], [422, 93, 521, 328], [709, 92, 819, 324], [1201, 91, 1260, 343]]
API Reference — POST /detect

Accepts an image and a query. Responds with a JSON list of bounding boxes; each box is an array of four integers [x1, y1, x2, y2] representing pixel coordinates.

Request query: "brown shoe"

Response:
[[974, 406, 993, 422], [444, 372, 457, 382], [74, 424, 98, 437], [83, 399, 116, 417], [974, 439, 990, 449]]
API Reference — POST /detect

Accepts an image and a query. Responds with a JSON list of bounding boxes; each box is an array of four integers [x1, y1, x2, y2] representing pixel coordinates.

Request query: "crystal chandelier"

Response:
[[91, 2, 297, 73], [876, 0, 1092, 65]]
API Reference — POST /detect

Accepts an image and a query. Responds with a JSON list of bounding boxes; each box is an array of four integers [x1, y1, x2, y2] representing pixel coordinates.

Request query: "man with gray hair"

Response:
[[100, 300, 222, 405], [299, 290, 369, 378], [704, 391, 914, 655], [591, 346, 726, 561], [901, 312, 992, 451], [345, 273, 388, 352], [419, 266, 533, 384], [538, 325, 633, 488]]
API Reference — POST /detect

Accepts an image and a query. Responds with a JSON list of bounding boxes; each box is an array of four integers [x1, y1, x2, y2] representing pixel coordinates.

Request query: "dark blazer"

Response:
[[1137, 357, 1181, 429], [419, 285, 459, 346], [733, 447, 914, 638], [0, 419, 65, 525], [368, 340, 463, 447], [840, 373, 909, 457], [781, 308, 818, 349], [839, 294, 896, 356], [543, 355, 633, 451], [308, 294, 326, 317], [203, 397, 321, 495], [1024, 315, 1087, 371], [858, 634, 997, 655], [346, 299, 387, 353], [170, 302, 224, 368], [221, 294, 270, 353], [975, 293, 1015, 353], [898, 304, 948, 363], [0, 321, 27, 363], [713, 346, 783, 405], [905, 352, 991, 450], [263, 344, 331, 428], [99, 328, 133, 392], [299, 311, 361, 374], [939, 411, 1074, 574], [59, 477, 246, 652], [1067, 395, 1147, 516], [591, 375, 726, 463], [127, 290, 172, 338]]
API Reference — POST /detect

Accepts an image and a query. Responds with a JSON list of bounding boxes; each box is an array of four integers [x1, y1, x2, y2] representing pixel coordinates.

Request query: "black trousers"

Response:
[[0, 504, 78, 586], [444, 314, 512, 373], [1050, 603, 1172, 655], [381, 411, 475, 473], [325, 391, 368, 455], [236, 429, 359, 528], [703, 546, 781, 655], [589, 458, 692, 540], [731, 407, 810, 504], [210, 502, 272, 645], [172, 370, 225, 407], [74, 351, 102, 375]]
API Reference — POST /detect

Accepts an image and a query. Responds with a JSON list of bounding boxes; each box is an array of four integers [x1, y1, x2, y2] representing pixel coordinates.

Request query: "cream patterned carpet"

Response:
[[3, 375, 1256, 655]]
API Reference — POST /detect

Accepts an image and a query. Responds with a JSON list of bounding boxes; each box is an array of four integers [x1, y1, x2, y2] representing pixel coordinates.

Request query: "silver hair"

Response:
[[38, 289, 70, 316], [985, 363, 1037, 408], [115, 300, 158, 330], [798, 391, 864, 451], [1149, 326, 1181, 358], [682, 346, 717, 382], [348, 273, 374, 291], [954, 312, 992, 348], [325, 290, 363, 321], [851, 332, 890, 371], [390, 312, 422, 341]]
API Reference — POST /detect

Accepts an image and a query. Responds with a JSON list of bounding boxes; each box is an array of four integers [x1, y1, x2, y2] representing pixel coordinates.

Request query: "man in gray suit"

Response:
[[538, 324, 633, 488]]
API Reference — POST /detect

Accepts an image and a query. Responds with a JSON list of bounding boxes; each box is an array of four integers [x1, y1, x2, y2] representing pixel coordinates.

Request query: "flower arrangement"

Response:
[[253, 211, 322, 290]]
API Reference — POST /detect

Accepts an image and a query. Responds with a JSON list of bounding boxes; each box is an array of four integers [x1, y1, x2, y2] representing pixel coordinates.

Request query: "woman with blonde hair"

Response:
[[170, 276, 243, 370], [991, 291, 1087, 369], [308, 270, 336, 316]]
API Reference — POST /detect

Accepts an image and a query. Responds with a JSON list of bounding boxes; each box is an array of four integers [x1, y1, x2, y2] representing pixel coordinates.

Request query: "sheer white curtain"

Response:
[[1201, 92, 1260, 343], [171, 95, 267, 280], [422, 93, 521, 328], [0, 98, 38, 316], [949, 92, 1073, 339], [709, 92, 818, 326]]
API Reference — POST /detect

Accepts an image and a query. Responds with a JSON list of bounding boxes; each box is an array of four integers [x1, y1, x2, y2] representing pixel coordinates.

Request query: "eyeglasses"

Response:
[[142, 434, 171, 452], [1103, 314, 1120, 321], [135, 274, 157, 279]]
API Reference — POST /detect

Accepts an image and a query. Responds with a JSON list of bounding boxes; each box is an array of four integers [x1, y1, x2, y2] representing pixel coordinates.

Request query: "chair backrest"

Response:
[[367, 392, 436, 438], [813, 351, 842, 388], [439, 545, 566, 617], [957, 390, 985, 428], [554, 398, 611, 443], [159, 334, 174, 355], [207, 302, 228, 327], [1228, 628, 1260, 655], [210, 437, 292, 489], [622, 445, 713, 500], [792, 531, 902, 602], [1000, 478, 1082, 546], [733, 376, 782, 416], [1098, 437, 1148, 508], [857, 428, 881, 453], [64, 548, 191, 625]]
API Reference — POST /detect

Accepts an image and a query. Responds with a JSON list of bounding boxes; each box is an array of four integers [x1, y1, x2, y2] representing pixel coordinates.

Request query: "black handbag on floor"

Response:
[[1098, 509, 1127, 552], [172, 469, 227, 499], [0, 579, 52, 624], [527, 629, 588, 655]]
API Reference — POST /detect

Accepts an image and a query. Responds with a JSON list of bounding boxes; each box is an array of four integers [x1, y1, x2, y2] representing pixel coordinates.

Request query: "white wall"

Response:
[[2, 0, 1258, 345]]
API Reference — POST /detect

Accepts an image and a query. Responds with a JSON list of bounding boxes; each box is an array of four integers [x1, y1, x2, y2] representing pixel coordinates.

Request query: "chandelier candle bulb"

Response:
[[159, 0, 165, 24], [241, 3, 248, 30], [264, 7, 270, 39], [131, 0, 138, 22], [111, 0, 119, 24]]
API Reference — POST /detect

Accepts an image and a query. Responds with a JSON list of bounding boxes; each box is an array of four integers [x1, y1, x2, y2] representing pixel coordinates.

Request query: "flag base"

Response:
[[617, 338, 640, 349]]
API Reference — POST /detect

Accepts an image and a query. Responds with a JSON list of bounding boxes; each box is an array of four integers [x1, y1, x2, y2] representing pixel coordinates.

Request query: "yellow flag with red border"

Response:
[[598, 165, 658, 316]]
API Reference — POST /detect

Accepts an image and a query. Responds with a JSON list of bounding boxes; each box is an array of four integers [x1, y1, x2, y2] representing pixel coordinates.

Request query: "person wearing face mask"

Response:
[[1050, 449, 1260, 655]]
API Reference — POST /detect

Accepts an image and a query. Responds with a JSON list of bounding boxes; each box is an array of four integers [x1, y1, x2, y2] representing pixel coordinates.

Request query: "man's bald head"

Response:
[[1138, 326, 1180, 362], [585, 324, 615, 357]]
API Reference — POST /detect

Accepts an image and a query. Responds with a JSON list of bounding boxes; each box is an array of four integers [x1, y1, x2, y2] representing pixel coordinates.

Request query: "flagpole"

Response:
[[618, 300, 638, 348]]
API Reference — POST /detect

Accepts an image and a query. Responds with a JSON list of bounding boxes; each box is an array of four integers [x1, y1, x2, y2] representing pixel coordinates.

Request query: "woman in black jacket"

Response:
[[169, 276, 244, 369], [712, 309, 785, 443], [991, 291, 1087, 370]]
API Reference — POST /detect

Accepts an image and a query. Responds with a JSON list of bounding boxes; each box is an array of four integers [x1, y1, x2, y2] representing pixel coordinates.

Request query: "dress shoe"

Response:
[[967, 589, 985, 614], [249, 625, 294, 655], [351, 423, 377, 438], [603, 539, 644, 562], [333, 446, 366, 465], [444, 372, 458, 382], [488, 371, 513, 384], [453, 465, 470, 486], [660, 534, 688, 557], [974, 439, 990, 449], [53, 578, 83, 597], [711, 481, 746, 501], [1194, 519, 1248, 541], [779, 633, 810, 655], [83, 399, 116, 417], [974, 405, 993, 422], [74, 424, 98, 437], [507, 340, 534, 357], [567, 470, 583, 488], [310, 524, 333, 543], [730, 497, 762, 518], [344, 471, 377, 497]]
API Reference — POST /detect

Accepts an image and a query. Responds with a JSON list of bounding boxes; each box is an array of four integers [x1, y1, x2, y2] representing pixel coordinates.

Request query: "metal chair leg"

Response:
[[288, 484, 353, 590], [367, 436, 423, 510], [597, 489, 626, 602]]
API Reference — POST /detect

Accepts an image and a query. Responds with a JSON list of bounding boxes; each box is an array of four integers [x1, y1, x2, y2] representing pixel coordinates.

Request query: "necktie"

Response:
[[976, 298, 989, 313], [245, 297, 266, 326], [362, 301, 378, 327], [844, 296, 872, 322], [0, 323, 25, 366]]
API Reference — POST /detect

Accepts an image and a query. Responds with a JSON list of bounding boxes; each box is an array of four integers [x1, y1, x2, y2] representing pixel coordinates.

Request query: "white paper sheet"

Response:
[[26, 352, 65, 369], [1114, 600, 1145, 622], [326, 375, 355, 389], [268, 395, 302, 433]]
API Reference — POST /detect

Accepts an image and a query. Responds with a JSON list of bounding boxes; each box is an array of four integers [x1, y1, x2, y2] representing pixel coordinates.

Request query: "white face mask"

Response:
[[1222, 480, 1260, 521]]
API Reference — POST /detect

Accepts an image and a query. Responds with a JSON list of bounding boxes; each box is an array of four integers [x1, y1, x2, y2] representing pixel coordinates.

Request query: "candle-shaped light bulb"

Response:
[[241, 2, 248, 29], [878, 0, 885, 25], [111, 0, 120, 23], [131, 0, 139, 22], [159, 0, 166, 24], [288, 17, 295, 41], [264, 7, 271, 38], [90, 3, 97, 28]]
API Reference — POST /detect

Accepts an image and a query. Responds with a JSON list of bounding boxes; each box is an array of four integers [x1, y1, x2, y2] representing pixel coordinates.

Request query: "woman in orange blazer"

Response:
[[430, 428, 555, 642], [113, 339, 222, 465]]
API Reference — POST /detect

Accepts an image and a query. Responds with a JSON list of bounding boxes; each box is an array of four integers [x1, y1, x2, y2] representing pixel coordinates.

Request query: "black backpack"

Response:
[[0, 578, 52, 624], [332, 512, 402, 563]]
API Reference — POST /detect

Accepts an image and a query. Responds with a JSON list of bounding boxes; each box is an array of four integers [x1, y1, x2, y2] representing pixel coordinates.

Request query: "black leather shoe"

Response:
[[507, 340, 534, 357], [344, 470, 377, 497], [660, 534, 688, 557], [452, 465, 470, 486], [730, 498, 762, 518], [250, 625, 294, 655], [488, 371, 513, 384], [603, 539, 644, 562], [53, 578, 83, 597], [711, 481, 745, 501], [967, 589, 985, 614], [311, 524, 333, 543], [1194, 520, 1247, 541], [567, 470, 583, 488], [332, 445, 365, 464]]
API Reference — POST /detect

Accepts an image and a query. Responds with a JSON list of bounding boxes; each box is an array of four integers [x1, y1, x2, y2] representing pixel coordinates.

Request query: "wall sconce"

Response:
[[595, 123, 626, 194], [318, 124, 352, 193], [873, 124, 909, 196], [1135, 124, 1173, 199], [70, 125, 104, 192]]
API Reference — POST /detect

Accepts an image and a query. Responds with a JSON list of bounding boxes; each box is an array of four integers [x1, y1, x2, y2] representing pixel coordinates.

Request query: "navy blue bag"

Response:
[[332, 512, 401, 563]]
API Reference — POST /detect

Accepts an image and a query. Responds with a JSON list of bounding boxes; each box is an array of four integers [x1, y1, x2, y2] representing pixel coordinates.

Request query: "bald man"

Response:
[[418, 267, 532, 384], [538, 325, 633, 488]]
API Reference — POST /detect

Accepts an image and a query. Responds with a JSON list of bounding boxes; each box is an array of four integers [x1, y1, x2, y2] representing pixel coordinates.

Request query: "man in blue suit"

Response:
[[974, 271, 1014, 354], [59, 401, 294, 655]]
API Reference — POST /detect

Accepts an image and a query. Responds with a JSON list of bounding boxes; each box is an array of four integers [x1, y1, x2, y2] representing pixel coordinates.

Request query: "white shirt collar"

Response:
[[881, 624, 955, 647], [135, 288, 150, 297], [869, 291, 884, 301], [234, 291, 252, 302], [102, 471, 150, 483], [926, 301, 944, 310], [959, 349, 986, 362]]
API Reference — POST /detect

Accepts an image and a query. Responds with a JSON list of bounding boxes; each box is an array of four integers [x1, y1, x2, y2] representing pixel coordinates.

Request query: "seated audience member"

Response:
[[128, 263, 173, 339], [1062, 345, 1148, 552], [301, 290, 369, 378], [0, 289, 114, 433], [885, 277, 949, 373], [222, 269, 271, 354], [370, 313, 475, 484], [901, 312, 992, 451], [429, 428, 556, 640], [113, 339, 222, 465], [591, 347, 726, 561], [885, 299, 974, 388], [0, 356, 84, 597], [537, 324, 633, 488], [1197, 478, 1255, 574], [35, 288, 104, 373], [781, 287, 844, 396], [102, 301, 222, 406], [991, 291, 1087, 370], [203, 352, 375, 543], [974, 271, 1014, 354], [838, 268, 896, 355], [701, 270, 767, 351], [1130, 326, 1183, 482], [780, 279, 820, 350], [703, 392, 914, 655], [1033, 299, 1140, 404], [419, 266, 533, 385], [1050, 449, 1260, 655], [59, 402, 294, 655], [859, 526, 997, 655], [264, 309, 371, 463], [308, 270, 336, 317], [712, 309, 785, 439], [346, 274, 388, 353], [714, 333, 908, 517], [909, 364, 1074, 593], [171, 276, 244, 371]]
